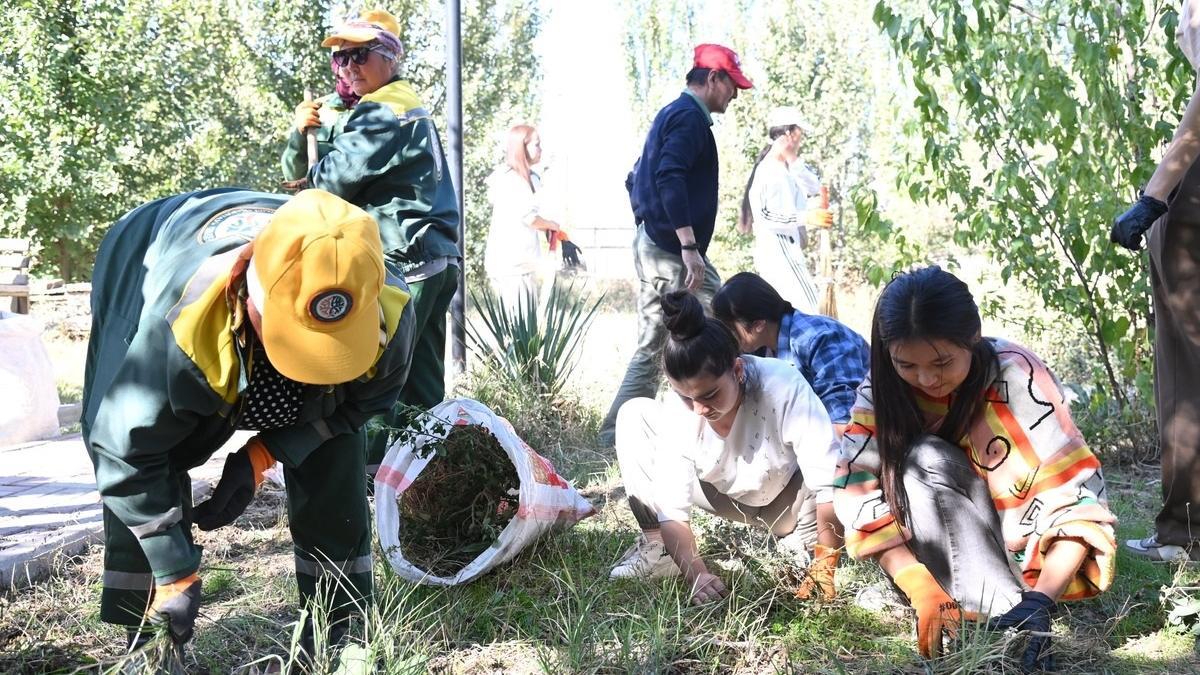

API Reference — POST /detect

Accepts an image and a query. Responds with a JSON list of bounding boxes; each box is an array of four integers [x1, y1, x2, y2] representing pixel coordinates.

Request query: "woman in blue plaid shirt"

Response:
[[713, 272, 869, 434], [712, 272, 869, 595]]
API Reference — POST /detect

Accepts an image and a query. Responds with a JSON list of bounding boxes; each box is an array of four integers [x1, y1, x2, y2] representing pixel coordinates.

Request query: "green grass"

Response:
[[5, 346, 1200, 673], [4, 454, 1195, 673]]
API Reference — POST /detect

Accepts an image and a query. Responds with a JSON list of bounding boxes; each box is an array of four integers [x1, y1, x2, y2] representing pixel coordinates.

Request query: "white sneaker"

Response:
[[1124, 533, 1198, 563], [610, 535, 682, 579]]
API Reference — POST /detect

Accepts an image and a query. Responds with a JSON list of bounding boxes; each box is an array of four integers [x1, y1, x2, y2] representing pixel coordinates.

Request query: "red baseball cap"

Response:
[[693, 44, 753, 89]]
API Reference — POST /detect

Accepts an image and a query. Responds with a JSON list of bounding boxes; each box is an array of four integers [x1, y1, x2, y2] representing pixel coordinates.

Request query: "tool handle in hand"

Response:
[[304, 88, 318, 169], [820, 185, 829, 209]]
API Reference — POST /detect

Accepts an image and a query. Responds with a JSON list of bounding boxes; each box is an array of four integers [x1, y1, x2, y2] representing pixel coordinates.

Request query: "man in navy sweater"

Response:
[[600, 44, 753, 446]]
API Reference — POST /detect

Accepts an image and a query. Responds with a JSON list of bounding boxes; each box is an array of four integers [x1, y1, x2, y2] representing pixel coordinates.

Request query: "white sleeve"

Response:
[[780, 370, 838, 503], [518, 174, 541, 227], [792, 164, 822, 198], [753, 167, 804, 235], [488, 170, 540, 229]]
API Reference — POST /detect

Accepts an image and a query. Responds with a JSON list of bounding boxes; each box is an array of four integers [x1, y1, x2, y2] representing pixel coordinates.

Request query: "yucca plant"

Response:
[[467, 278, 603, 401]]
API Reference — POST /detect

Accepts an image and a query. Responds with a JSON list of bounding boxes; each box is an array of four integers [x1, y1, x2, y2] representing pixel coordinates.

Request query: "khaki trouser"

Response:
[[599, 227, 721, 444], [1150, 153, 1200, 545]]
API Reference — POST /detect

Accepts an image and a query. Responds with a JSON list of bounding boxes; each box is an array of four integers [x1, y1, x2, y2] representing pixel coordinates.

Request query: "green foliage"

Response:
[[399, 422, 519, 578], [0, 0, 329, 280], [466, 278, 603, 401], [0, 0, 540, 282], [619, 1, 903, 282], [874, 0, 1183, 407]]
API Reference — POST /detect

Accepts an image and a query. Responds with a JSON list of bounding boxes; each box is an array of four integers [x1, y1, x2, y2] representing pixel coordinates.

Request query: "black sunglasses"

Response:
[[331, 46, 380, 68]]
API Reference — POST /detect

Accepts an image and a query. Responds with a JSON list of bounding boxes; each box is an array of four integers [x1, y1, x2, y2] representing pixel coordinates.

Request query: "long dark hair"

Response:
[[870, 266, 998, 527], [661, 290, 740, 380], [712, 272, 793, 329], [737, 125, 799, 234]]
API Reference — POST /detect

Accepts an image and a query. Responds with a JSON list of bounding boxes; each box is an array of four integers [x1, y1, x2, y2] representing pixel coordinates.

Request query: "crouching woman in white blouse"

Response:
[[610, 290, 843, 604]]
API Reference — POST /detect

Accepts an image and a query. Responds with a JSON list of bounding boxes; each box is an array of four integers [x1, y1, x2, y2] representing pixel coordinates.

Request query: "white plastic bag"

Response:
[[0, 311, 61, 445], [375, 398, 595, 585]]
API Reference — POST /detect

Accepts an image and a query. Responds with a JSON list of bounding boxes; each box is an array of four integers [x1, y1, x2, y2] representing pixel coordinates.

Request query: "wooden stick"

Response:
[[304, 88, 318, 169], [817, 185, 838, 318]]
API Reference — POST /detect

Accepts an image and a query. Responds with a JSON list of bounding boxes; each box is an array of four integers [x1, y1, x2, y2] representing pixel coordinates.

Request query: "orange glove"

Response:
[[805, 207, 833, 229], [893, 562, 961, 659], [547, 229, 570, 251], [795, 544, 841, 602], [243, 437, 275, 488], [149, 572, 202, 644], [294, 100, 321, 134]]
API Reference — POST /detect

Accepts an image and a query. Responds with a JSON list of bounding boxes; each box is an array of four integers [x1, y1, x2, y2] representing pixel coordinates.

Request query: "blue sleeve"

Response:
[[655, 112, 705, 229], [799, 328, 870, 425]]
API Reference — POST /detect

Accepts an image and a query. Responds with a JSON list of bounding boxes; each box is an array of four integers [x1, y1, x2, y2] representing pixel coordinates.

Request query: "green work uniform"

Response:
[[280, 92, 354, 183], [303, 78, 461, 471], [81, 188, 416, 627]]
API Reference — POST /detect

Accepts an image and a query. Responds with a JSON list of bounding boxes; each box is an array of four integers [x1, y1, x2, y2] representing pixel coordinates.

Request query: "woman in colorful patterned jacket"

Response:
[[832, 265, 1115, 670]]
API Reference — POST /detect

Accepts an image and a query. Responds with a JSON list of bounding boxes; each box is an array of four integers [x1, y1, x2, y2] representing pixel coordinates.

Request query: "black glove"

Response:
[[561, 240, 584, 270], [988, 590, 1056, 672], [1110, 193, 1168, 251], [193, 448, 256, 531], [150, 574, 202, 644]]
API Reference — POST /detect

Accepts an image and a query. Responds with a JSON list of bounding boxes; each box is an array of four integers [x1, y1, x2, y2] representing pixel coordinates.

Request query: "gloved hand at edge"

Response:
[[149, 572, 202, 644], [193, 437, 274, 531], [1110, 193, 1167, 251]]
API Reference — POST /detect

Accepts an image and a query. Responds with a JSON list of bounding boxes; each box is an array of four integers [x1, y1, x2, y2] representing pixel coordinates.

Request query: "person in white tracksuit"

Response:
[[738, 106, 832, 314]]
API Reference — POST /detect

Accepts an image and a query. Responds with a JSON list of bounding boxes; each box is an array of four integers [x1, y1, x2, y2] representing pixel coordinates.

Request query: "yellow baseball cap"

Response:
[[247, 189, 384, 385], [360, 9, 400, 39], [321, 9, 402, 49]]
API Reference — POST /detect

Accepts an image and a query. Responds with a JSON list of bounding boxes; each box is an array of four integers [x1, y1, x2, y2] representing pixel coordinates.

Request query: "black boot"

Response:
[[294, 614, 352, 672]]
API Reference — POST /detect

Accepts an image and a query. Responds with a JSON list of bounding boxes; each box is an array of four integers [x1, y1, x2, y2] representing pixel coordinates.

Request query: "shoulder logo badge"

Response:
[[197, 207, 275, 244]]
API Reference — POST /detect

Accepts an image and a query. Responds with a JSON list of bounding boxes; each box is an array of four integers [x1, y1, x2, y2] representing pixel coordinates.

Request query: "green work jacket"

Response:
[[307, 78, 461, 275], [280, 92, 354, 182], [82, 188, 416, 584]]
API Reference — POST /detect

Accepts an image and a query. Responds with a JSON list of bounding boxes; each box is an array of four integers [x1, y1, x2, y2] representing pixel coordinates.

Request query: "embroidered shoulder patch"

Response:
[[197, 207, 275, 244]]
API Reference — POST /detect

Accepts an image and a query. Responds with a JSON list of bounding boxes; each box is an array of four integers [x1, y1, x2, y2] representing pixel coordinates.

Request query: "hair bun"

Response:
[[661, 290, 706, 342]]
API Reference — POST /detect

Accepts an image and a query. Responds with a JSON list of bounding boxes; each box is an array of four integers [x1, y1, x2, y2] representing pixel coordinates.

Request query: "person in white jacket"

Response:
[[609, 290, 843, 605], [737, 106, 832, 313], [484, 124, 564, 312]]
